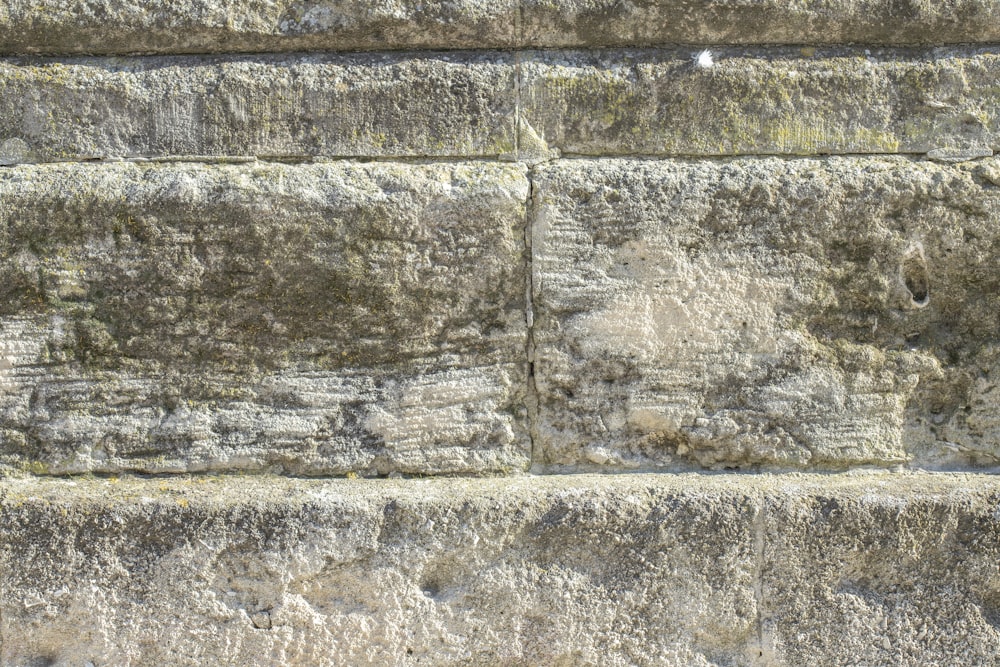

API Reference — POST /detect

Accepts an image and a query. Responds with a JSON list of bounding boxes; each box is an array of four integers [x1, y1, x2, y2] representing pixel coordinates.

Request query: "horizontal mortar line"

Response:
[[532, 463, 1000, 476], [0, 154, 524, 168], [8, 464, 1000, 481], [0, 151, 990, 169], [5, 43, 1000, 62], [5, 41, 1000, 60], [551, 150, 995, 161]]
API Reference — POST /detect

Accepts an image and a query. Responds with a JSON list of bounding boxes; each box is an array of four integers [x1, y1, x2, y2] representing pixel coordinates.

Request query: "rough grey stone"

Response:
[[5, 0, 1000, 55], [520, 49, 1000, 157], [0, 53, 516, 161], [7, 50, 998, 162], [0, 472, 995, 666], [0, 161, 529, 475], [0, 0, 520, 55], [532, 156, 1000, 470], [521, 0, 1000, 48], [761, 475, 1000, 666]]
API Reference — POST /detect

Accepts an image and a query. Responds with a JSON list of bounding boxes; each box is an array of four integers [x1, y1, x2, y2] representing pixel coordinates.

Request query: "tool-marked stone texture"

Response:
[[0, 54, 515, 163], [521, 0, 1000, 48], [0, 473, 996, 666], [5, 0, 1000, 55], [0, 161, 529, 475], [761, 476, 1000, 666], [533, 157, 1000, 470], [520, 49, 1000, 157]]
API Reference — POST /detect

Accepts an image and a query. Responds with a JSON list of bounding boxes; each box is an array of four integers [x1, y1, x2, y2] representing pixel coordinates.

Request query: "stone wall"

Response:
[[1, 1, 998, 665]]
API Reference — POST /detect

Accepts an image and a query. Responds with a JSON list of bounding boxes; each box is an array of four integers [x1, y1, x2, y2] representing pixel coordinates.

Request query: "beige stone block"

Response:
[[1, 473, 995, 665], [4, 0, 1000, 55], [533, 157, 1000, 469], [0, 54, 516, 162], [521, 50, 1000, 157], [522, 0, 1000, 48], [0, 0, 520, 55], [0, 161, 529, 475]]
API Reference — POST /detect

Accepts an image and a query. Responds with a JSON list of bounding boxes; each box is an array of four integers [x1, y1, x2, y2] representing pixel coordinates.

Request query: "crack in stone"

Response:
[[524, 164, 541, 470], [752, 498, 777, 665]]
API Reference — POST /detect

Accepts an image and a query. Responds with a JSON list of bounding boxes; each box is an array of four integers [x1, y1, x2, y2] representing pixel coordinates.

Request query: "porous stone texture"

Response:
[[0, 472, 996, 666], [8, 49, 1000, 163], [761, 478, 1000, 666], [4, 1, 1000, 664], [521, 49, 1000, 157], [0, 54, 515, 162], [533, 156, 1000, 470], [0, 0, 521, 55], [4, 0, 1000, 55], [521, 0, 1000, 48], [0, 161, 530, 475]]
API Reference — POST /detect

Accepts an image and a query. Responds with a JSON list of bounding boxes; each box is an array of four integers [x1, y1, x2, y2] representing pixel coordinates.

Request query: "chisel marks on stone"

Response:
[[533, 156, 1000, 470], [0, 160, 531, 475]]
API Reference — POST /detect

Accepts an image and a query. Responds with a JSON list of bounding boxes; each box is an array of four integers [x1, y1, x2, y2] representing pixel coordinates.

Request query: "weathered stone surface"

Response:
[[7, 50, 998, 162], [4, 0, 1000, 55], [761, 475, 1000, 666], [0, 472, 995, 666], [0, 54, 515, 162], [0, 161, 529, 475], [0, 474, 762, 666], [522, 0, 1000, 48], [533, 157, 1000, 470], [0, 0, 520, 55], [521, 49, 1000, 157]]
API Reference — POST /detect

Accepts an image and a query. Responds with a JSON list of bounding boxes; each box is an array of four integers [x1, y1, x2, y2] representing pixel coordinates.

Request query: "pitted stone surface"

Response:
[[762, 479, 1000, 665], [533, 157, 1000, 470], [0, 0, 521, 55], [521, 0, 1000, 48], [0, 475, 762, 666], [8, 49, 1000, 163], [4, 0, 1000, 55], [0, 161, 529, 475], [0, 54, 515, 162], [521, 49, 1000, 157], [0, 473, 996, 666]]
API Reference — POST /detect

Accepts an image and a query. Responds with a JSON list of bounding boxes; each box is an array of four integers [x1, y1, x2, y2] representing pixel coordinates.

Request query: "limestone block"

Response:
[[761, 475, 1000, 666], [533, 157, 1000, 469], [0, 161, 529, 475], [4, 1, 1000, 55], [0, 54, 515, 162], [1, 473, 996, 666], [521, 0, 1000, 48], [520, 49, 1000, 157], [0, 474, 762, 666], [0, 0, 519, 55]]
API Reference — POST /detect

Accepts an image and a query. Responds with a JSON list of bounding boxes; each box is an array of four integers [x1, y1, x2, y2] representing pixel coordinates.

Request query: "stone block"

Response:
[[0, 0, 520, 55], [0, 161, 529, 474], [0, 474, 763, 666], [521, 0, 1000, 48], [760, 475, 1000, 666], [0, 53, 515, 162], [521, 49, 1000, 157], [533, 157, 1000, 469], [1, 473, 996, 666], [5, 0, 1000, 55]]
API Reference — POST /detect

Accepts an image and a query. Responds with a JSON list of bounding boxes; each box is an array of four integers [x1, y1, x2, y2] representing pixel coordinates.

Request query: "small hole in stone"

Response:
[[901, 247, 930, 307], [421, 581, 440, 598]]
